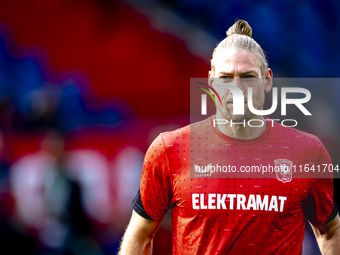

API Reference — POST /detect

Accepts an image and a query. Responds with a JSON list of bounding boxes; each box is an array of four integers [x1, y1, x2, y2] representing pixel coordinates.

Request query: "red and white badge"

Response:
[[274, 159, 293, 183]]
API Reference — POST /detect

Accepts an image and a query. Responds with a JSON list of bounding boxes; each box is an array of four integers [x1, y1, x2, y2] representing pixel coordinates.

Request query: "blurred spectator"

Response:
[[22, 85, 60, 131], [65, 149, 112, 224], [10, 130, 103, 255], [112, 146, 144, 219], [0, 130, 39, 255], [66, 149, 115, 253]]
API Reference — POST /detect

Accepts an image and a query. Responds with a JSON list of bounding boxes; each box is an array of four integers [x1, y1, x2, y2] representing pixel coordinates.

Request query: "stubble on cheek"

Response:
[[218, 102, 254, 122]]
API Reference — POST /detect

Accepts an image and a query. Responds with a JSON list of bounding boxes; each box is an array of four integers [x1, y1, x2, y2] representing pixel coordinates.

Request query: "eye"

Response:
[[242, 75, 255, 79], [220, 76, 233, 80]]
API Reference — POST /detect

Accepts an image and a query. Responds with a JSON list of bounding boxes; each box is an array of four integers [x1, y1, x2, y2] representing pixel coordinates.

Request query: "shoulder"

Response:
[[270, 120, 324, 149], [159, 116, 212, 147]]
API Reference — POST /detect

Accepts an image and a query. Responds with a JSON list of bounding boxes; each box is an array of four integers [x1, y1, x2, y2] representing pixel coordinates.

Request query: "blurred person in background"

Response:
[[23, 85, 60, 131], [0, 130, 39, 254], [10, 129, 103, 255]]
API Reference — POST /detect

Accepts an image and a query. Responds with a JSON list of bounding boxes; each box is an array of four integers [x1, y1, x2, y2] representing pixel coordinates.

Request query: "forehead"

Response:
[[213, 49, 261, 74]]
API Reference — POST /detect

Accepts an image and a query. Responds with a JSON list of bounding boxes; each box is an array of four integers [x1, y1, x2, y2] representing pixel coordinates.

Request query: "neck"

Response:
[[215, 112, 267, 140]]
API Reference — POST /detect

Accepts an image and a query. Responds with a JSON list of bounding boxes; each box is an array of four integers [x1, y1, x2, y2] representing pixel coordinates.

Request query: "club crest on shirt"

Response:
[[274, 159, 293, 183]]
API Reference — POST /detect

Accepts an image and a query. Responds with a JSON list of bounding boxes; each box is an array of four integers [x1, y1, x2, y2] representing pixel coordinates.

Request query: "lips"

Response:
[[225, 101, 247, 104]]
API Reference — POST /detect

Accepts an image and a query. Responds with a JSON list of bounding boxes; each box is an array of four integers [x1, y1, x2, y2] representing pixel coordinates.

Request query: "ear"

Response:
[[208, 70, 213, 86], [264, 68, 273, 93], [208, 70, 215, 94], [208, 70, 214, 87]]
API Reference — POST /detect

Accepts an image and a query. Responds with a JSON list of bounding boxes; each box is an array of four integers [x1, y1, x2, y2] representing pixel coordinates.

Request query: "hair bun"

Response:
[[226, 20, 252, 38]]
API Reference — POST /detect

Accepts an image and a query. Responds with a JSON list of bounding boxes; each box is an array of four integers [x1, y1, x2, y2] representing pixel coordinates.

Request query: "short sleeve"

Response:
[[132, 134, 173, 221], [303, 141, 334, 227]]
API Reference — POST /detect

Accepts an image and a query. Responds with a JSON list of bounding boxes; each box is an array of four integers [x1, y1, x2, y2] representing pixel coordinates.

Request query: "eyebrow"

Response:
[[217, 71, 259, 76]]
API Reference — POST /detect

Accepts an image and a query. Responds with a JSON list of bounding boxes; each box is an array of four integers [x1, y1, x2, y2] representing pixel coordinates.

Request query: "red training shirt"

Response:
[[132, 116, 334, 255]]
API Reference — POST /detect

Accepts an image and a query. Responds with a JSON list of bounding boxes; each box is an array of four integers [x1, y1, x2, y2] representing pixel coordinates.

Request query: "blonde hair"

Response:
[[211, 20, 268, 76]]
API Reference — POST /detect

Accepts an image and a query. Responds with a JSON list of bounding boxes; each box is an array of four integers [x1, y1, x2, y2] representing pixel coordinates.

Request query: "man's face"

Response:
[[209, 49, 272, 122]]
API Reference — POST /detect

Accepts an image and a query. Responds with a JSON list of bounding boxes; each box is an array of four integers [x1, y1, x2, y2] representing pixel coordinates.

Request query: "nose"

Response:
[[230, 77, 246, 94]]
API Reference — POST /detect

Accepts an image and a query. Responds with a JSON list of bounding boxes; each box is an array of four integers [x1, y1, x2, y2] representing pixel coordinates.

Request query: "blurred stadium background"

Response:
[[0, 0, 339, 254]]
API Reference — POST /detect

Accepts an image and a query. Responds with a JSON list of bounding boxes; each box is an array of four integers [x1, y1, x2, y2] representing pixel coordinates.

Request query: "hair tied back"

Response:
[[226, 20, 252, 38]]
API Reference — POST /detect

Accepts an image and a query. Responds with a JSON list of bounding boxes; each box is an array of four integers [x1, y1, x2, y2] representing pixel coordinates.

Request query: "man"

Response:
[[119, 20, 340, 254]]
